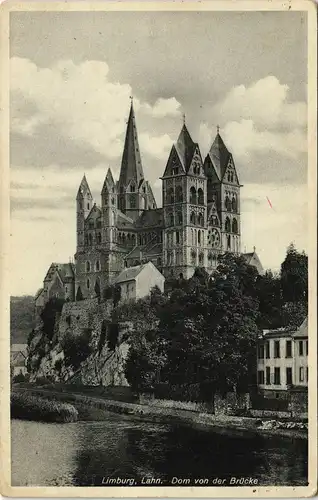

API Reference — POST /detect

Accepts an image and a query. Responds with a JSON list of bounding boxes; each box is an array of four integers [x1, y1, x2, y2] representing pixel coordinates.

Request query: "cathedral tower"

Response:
[[204, 131, 241, 259], [117, 100, 157, 220], [162, 123, 207, 279], [76, 175, 93, 250]]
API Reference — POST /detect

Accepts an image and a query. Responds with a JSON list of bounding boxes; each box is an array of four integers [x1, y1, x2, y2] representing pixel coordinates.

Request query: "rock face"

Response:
[[28, 298, 132, 386]]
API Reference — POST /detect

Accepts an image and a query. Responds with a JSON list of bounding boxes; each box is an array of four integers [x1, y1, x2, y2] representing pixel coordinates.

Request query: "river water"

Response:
[[11, 415, 307, 487]]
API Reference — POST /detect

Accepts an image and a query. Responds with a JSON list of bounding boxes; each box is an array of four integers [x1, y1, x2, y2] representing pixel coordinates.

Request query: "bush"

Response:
[[35, 376, 54, 386], [11, 392, 78, 423], [40, 298, 65, 341], [12, 373, 28, 383]]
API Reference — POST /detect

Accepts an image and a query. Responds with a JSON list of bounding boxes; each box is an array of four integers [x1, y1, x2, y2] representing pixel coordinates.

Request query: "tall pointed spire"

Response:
[[101, 168, 115, 194], [119, 100, 144, 188]]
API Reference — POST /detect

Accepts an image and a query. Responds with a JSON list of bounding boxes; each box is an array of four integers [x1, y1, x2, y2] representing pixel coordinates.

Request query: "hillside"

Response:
[[10, 296, 35, 344]]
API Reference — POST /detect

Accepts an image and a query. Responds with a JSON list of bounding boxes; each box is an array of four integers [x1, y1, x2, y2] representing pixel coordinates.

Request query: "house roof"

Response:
[[114, 263, 146, 284], [242, 251, 264, 275], [44, 263, 75, 284], [134, 208, 163, 228]]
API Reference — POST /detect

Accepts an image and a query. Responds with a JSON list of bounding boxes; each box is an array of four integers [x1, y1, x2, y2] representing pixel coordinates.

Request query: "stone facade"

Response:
[[114, 261, 165, 302], [73, 101, 261, 300]]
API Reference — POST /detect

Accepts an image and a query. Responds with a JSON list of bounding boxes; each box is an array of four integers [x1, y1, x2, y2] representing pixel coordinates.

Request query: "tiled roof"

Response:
[[118, 102, 144, 188], [134, 208, 163, 228], [44, 263, 75, 283], [117, 210, 135, 228], [175, 124, 197, 172], [114, 263, 146, 284]]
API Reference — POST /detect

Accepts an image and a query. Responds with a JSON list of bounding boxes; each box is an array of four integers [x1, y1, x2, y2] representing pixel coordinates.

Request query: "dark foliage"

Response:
[[61, 329, 93, 370], [281, 243, 308, 303], [10, 295, 35, 344], [40, 298, 65, 341]]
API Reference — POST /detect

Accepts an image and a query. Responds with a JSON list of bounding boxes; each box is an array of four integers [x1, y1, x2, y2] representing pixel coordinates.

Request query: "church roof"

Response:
[[206, 133, 231, 181], [242, 251, 264, 275], [102, 168, 115, 193], [134, 208, 163, 228], [175, 124, 197, 172], [35, 287, 44, 300], [44, 263, 75, 284], [118, 101, 144, 188], [77, 174, 93, 199]]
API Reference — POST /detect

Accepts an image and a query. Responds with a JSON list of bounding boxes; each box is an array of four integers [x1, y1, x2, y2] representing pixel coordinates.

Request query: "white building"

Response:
[[114, 261, 165, 302]]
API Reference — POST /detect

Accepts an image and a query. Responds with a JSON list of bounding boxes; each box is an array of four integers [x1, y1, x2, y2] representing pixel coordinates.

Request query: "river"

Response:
[[11, 415, 307, 487]]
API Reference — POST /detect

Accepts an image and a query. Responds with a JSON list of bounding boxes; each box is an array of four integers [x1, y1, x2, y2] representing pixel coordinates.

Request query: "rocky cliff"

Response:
[[28, 298, 132, 386]]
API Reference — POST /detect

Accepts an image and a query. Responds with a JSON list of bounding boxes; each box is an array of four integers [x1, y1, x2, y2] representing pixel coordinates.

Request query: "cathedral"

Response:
[[74, 100, 246, 300]]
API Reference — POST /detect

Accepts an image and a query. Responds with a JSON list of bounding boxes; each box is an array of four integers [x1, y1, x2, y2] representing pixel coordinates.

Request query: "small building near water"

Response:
[[11, 343, 28, 378], [255, 318, 308, 416]]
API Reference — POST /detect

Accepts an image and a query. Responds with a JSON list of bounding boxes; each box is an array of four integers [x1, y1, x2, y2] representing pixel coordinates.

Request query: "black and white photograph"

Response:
[[1, 0, 317, 496]]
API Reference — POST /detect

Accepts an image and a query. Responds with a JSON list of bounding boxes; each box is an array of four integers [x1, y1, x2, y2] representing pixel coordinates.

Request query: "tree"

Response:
[[61, 328, 92, 369], [255, 271, 284, 329], [157, 254, 260, 400], [281, 243, 308, 303]]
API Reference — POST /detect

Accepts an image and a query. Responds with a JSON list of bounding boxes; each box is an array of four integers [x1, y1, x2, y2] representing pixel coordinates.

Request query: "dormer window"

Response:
[[130, 184, 136, 193]]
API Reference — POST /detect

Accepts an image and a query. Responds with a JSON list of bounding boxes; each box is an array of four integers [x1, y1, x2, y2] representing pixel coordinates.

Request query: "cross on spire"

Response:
[[182, 113, 186, 125], [217, 124, 220, 134]]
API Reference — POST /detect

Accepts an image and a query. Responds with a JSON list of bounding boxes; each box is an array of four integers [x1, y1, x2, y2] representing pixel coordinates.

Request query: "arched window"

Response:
[[130, 184, 136, 192], [198, 188, 204, 205], [191, 249, 196, 265], [232, 218, 238, 234], [198, 213, 204, 226], [225, 217, 231, 232], [198, 231, 201, 244], [167, 188, 174, 204], [85, 234, 88, 246], [130, 195, 136, 208], [190, 211, 196, 224], [176, 186, 183, 202], [225, 196, 231, 211], [177, 212, 183, 225], [158, 257, 162, 267], [190, 186, 197, 204], [167, 252, 173, 266], [87, 203, 90, 210], [230, 173, 234, 182], [89, 220, 94, 229], [231, 196, 237, 212], [176, 231, 180, 244], [169, 213, 174, 226], [227, 172, 231, 182], [210, 215, 218, 227], [199, 252, 204, 266], [97, 232, 101, 244], [87, 278, 90, 289], [227, 235, 231, 250], [86, 261, 91, 272], [96, 261, 100, 271]]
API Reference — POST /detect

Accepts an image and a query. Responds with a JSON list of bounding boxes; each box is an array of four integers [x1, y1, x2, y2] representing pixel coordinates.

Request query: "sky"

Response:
[[10, 10, 308, 296]]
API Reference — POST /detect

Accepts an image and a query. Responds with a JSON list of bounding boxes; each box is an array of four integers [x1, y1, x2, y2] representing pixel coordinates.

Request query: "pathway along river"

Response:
[[11, 414, 307, 487]]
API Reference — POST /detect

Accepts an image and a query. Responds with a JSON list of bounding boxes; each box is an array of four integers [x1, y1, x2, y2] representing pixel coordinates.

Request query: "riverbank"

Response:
[[12, 385, 307, 440], [11, 392, 78, 423]]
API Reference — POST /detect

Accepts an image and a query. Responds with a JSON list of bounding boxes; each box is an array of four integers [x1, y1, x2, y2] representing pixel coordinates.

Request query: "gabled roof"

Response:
[[114, 263, 146, 284], [117, 210, 135, 228], [118, 101, 144, 188], [206, 133, 231, 181], [44, 263, 75, 284], [35, 287, 44, 300], [175, 124, 197, 172], [242, 251, 264, 275], [77, 174, 93, 199], [134, 208, 163, 228]]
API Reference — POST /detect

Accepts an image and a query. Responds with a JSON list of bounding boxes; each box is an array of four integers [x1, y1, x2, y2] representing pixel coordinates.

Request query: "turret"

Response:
[[76, 175, 93, 249], [101, 168, 117, 248]]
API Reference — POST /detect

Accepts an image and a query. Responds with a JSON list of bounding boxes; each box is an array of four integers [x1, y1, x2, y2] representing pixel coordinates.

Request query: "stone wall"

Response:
[[29, 297, 131, 386]]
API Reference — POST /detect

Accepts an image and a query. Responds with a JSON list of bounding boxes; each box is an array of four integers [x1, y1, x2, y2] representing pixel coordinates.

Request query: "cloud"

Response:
[[214, 76, 307, 129], [139, 132, 173, 160], [222, 119, 306, 160], [140, 97, 181, 118], [10, 57, 181, 164]]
